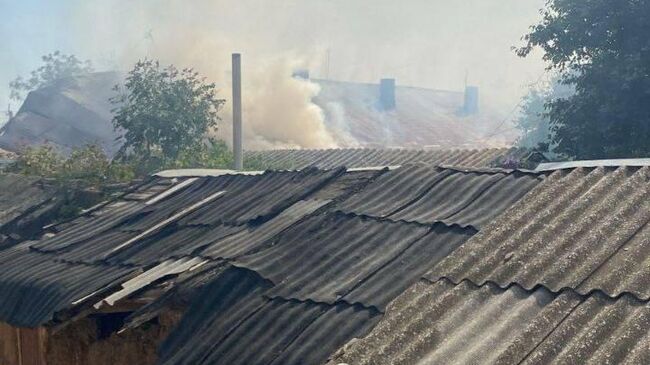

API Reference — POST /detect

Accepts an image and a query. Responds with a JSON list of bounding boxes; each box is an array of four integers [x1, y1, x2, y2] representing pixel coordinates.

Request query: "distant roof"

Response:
[[244, 147, 513, 170], [312, 79, 515, 148]]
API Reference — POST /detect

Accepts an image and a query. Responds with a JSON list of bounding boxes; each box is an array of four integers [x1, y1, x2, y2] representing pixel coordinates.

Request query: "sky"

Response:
[[0, 0, 548, 141]]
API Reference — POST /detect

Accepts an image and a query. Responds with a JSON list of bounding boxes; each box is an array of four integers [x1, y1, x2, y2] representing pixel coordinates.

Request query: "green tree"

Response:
[[9, 51, 93, 101], [516, 75, 573, 151], [518, 0, 650, 159], [110, 59, 225, 171]]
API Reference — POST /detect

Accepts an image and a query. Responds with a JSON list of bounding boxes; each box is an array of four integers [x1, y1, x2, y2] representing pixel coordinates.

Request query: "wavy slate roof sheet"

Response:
[[0, 174, 57, 227], [427, 166, 650, 299], [181, 168, 343, 226], [235, 213, 431, 307], [331, 278, 650, 365], [158, 267, 381, 365], [0, 248, 134, 327], [331, 279, 581, 365], [521, 293, 650, 365], [245, 148, 509, 169], [338, 165, 542, 228], [0, 162, 552, 364]]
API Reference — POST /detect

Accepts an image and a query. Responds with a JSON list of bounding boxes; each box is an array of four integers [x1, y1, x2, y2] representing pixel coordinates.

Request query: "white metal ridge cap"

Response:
[[154, 168, 265, 178], [156, 166, 401, 176], [536, 158, 650, 172], [346, 165, 401, 172]]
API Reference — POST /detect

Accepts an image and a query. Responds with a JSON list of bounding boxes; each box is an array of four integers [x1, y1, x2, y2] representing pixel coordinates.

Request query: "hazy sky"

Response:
[[0, 0, 547, 122]]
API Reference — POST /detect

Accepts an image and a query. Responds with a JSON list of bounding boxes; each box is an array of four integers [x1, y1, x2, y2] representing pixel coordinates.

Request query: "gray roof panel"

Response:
[[244, 148, 510, 169], [427, 166, 650, 299], [339, 165, 542, 228], [234, 213, 430, 307], [330, 279, 581, 365]]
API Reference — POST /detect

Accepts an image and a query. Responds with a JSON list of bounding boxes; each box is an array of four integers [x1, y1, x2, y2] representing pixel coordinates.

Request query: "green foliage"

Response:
[[12, 144, 134, 186], [515, 76, 574, 152], [173, 139, 234, 169], [9, 51, 93, 101], [14, 145, 63, 176], [518, 0, 650, 159], [110, 59, 225, 169]]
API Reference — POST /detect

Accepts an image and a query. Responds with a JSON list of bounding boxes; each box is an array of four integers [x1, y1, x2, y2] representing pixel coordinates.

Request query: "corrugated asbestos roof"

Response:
[[235, 213, 432, 306], [338, 164, 542, 228], [427, 166, 650, 299], [0, 161, 551, 364], [327, 164, 650, 365], [330, 279, 580, 365], [0, 247, 135, 327], [331, 278, 650, 365], [0, 174, 56, 226], [244, 147, 510, 170], [157, 266, 381, 365]]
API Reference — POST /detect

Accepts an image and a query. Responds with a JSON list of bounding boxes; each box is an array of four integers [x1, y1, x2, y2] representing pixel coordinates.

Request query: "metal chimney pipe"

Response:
[[232, 53, 243, 170]]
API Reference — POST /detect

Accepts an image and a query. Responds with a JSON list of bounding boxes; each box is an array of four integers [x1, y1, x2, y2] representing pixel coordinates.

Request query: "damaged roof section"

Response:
[[0, 163, 544, 364]]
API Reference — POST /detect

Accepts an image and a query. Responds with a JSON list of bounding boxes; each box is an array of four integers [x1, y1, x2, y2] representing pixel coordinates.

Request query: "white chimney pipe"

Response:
[[232, 53, 243, 170]]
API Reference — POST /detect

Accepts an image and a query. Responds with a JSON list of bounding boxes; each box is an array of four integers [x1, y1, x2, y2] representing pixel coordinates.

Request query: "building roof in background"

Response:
[[328, 164, 650, 365], [312, 79, 515, 148], [244, 147, 522, 170], [0, 163, 541, 365], [0, 72, 122, 156], [0, 73, 515, 156]]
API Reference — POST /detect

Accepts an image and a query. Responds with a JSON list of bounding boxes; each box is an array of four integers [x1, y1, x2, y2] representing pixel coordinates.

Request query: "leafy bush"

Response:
[[11, 144, 134, 186]]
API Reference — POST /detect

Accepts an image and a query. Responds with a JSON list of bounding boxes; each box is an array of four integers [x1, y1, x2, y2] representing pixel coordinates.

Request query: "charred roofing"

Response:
[[0, 160, 541, 364], [1, 157, 647, 365]]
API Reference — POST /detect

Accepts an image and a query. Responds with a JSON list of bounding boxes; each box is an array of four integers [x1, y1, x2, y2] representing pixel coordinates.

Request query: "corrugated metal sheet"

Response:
[[104, 199, 330, 266], [427, 166, 650, 299], [182, 167, 344, 226], [245, 148, 509, 169], [235, 213, 430, 306], [339, 165, 542, 228], [197, 298, 328, 365], [31, 200, 143, 252], [331, 279, 582, 365], [123, 261, 228, 330]]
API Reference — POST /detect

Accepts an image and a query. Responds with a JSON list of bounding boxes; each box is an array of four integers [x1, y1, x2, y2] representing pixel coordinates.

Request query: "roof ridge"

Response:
[[426, 276, 650, 304]]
